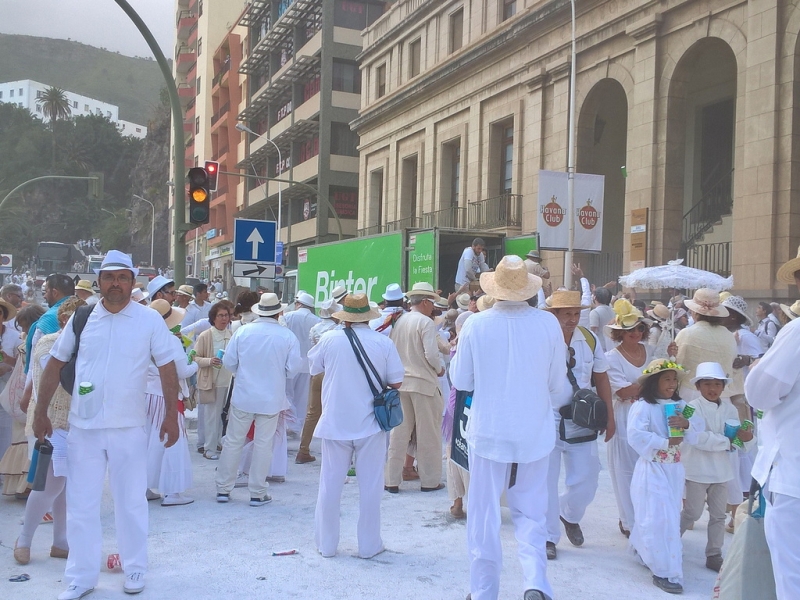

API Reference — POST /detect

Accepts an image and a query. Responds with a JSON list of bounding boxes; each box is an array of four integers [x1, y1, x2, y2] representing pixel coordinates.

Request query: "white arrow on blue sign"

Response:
[[233, 219, 277, 263]]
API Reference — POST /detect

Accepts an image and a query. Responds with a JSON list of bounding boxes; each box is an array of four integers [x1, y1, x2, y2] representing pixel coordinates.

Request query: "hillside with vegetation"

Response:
[[0, 34, 166, 124]]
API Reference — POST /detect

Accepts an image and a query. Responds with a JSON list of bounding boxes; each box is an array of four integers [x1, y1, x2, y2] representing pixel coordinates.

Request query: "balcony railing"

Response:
[[422, 206, 466, 229], [684, 241, 732, 278], [210, 102, 230, 126], [212, 59, 231, 88], [384, 216, 420, 232], [682, 169, 733, 249], [467, 193, 522, 230], [357, 224, 383, 237]]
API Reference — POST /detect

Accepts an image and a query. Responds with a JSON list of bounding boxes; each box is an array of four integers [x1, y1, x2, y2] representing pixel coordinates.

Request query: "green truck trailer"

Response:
[[295, 228, 539, 306]]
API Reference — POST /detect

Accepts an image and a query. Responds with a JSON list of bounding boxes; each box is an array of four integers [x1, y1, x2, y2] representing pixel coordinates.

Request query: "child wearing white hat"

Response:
[[679, 362, 755, 573]]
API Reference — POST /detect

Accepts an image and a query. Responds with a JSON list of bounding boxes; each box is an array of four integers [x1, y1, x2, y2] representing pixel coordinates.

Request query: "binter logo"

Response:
[[315, 270, 378, 305], [541, 195, 566, 227]]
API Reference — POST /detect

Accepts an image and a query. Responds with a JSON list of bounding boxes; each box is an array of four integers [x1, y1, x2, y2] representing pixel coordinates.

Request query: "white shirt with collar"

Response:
[[308, 323, 405, 440], [283, 306, 321, 373], [222, 317, 303, 415], [455, 247, 490, 287], [553, 326, 609, 415], [182, 300, 211, 328], [450, 301, 567, 464], [50, 299, 176, 429], [747, 318, 800, 499]]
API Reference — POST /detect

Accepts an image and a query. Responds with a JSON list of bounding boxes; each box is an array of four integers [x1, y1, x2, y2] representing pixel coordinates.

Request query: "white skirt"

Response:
[[145, 393, 192, 495]]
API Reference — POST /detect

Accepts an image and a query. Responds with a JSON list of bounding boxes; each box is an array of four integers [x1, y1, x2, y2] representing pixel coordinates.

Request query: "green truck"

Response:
[[294, 228, 539, 305]]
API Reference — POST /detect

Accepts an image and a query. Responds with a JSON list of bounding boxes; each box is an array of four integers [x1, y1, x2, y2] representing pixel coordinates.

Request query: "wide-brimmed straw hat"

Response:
[[780, 299, 800, 321], [75, 280, 94, 292], [605, 298, 650, 330], [150, 299, 186, 330], [477, 295, 495, 312], [332, 293, 381, 323], [690, 361, 732, 385], [684, 288, 729, 318], [777, 245, 800, 285], [481, 255, 542, 302], [637, 358, 690, 386], [722, 295, 753, 327], [95, 249, 139, 277], [433, 297, 450, 311], [456, 293, 470, 310], [318, 298, 341, 320], [647, 304, 671, 322], [0, 298, 17, 322], [405, 282, 440, 300], [252, 293, 286, 317], [175, 284, 194, 298], [545, 290, 590, 310]]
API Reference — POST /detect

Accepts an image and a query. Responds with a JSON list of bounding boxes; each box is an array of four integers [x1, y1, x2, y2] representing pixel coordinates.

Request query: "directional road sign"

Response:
[[233, 219, 277, 263], [233, 262, 276, 278]]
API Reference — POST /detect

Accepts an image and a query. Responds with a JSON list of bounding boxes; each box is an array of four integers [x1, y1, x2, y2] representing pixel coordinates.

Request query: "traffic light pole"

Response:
[[112, 0, 187, 282], [0, 175, 99, 212]]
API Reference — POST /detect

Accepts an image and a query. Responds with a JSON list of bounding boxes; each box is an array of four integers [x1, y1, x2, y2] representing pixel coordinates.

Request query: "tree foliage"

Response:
[[0, 102, 145, 265]]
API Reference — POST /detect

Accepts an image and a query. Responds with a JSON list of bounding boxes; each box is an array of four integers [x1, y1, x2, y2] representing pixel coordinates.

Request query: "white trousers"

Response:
[[65, 427, 148, 589], [216, 407, 278, 497], [765, 492, 800, 600], [546, 437, 600, 543], [315, 432, 387, 559], [288, 373, 311, 433], [468, 453, 552, 600], [196, 403, 205, 449], [203, 386, 227, 456], [607, 400, 639, 531], [269, 410, 288, 477]]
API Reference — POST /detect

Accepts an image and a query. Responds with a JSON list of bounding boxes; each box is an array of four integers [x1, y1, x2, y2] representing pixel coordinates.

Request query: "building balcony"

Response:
[[176, 47, 196, 74], [239, 54, 320, 121], [183, 120, 194, 133], [212, 60, 231, 89], [385, 216, 420, 232], [357, 224, 383, 237], [177, 11, 196, 39], [210, 102, 230, 128], [178, 83, 195, 102], [187, 23, 199, 49], [422, 206, 467, 229], [467, 193, 522, 230]]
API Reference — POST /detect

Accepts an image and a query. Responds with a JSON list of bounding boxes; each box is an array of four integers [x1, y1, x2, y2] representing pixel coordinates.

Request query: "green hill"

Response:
[[0, 34, 167, 125]]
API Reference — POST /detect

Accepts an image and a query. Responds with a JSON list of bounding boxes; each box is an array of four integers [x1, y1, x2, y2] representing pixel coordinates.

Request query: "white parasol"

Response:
[[618, 259, 733, 291], [618, 259, 734, 353]]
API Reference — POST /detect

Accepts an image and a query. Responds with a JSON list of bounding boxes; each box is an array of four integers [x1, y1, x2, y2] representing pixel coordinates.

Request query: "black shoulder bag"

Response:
[[559, 354, 608, 444], [60, 304, 96, 393], [343, 327, 403, 432]]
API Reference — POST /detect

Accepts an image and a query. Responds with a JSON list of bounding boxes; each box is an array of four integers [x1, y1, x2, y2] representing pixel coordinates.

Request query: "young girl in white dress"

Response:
[[627, 359, 704, 594]]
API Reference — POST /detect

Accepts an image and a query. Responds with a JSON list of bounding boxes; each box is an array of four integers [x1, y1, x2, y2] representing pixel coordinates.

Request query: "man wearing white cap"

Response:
[[370, 283, 405, 335], [297, 299, 342, 464], [33, 250, 181, 599], [283, 291, 320, 434], [216, 293, 302, 506], [385, 282, 445, 493], [450, 255, 564, 600]]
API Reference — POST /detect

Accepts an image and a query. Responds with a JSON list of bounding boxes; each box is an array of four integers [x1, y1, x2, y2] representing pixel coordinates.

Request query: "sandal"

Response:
[[14, 539, 30, 565]]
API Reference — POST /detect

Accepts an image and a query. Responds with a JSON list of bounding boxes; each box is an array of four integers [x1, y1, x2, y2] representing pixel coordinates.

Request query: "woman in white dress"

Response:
[[628, 359, 703, 594]]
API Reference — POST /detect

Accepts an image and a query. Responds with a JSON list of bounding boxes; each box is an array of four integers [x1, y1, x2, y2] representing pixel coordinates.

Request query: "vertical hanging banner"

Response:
[[537, 170, 605, 251]]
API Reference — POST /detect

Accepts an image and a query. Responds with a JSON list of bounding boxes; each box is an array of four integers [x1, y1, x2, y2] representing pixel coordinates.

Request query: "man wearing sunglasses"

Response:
[[146, 276, 176, 304], [544, 290, 614, 560]]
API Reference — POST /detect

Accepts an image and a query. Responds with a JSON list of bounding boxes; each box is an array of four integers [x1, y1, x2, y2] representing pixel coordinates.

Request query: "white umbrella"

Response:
[[618, 259, 733, 291]]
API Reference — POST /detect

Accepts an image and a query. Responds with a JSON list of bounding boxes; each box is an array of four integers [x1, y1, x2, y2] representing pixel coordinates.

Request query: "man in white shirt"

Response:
[[182, 283, 211, 326], [450, 256, 565, 600], [283, 291, 321, 434], [589, 287, 615, 353], [216, 293, 302, 506], [308, 294, 404, 559], [146, 275, 175, 304], [544, 290, 614, 560], [33, 250, 180, 600], [455, 238, 492, 291], [370, 283, 405, 335]]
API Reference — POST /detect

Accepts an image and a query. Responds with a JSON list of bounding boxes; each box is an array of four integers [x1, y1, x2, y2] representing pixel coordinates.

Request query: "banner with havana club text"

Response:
[[537, 170, 605, 252]]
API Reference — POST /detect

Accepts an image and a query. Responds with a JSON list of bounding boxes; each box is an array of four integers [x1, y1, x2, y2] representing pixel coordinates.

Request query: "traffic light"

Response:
[[187, 167, 210, 225], [88, 171, 104, 200], [204, 160, 219, 192]]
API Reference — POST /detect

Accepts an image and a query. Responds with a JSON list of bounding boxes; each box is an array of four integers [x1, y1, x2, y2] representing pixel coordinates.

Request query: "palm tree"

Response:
[[36, 86, 72, 168]]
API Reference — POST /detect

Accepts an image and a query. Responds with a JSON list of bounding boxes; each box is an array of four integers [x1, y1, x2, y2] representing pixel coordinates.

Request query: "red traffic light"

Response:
[[205, 160, 220, 192]]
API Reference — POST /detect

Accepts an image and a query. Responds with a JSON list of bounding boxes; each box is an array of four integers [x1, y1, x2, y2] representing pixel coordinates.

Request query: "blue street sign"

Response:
[[233, 219, 277, 263], [276, 241, 284, 265]]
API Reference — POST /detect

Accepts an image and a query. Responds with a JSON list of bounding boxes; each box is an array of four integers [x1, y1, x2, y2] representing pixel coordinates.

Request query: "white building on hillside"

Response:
[[0, 79, 147, 139]]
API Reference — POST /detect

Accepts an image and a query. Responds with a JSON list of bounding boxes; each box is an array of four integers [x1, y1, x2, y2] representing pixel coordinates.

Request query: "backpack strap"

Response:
[[71, 304, 95, 355]]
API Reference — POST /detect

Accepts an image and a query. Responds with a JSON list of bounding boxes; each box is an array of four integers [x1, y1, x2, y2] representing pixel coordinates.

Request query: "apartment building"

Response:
[[0, 79, 147, 138], [235, 0, 387, 267], [353, 0, 800, 303]]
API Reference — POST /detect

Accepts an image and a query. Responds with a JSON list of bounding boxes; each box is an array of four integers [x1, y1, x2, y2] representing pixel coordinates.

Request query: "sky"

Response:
[[0, 0, 175, 58]]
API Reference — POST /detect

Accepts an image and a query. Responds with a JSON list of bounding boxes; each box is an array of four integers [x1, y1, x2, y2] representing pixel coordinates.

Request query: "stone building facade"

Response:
[[353, 0, 800, 302]]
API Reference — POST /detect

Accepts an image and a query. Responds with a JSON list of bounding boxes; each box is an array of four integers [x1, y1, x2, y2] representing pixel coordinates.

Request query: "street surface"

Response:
[[1, 424, 720, 599]]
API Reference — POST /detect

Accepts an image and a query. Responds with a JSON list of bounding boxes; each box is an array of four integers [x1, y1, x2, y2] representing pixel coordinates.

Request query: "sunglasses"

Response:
[[625, 324, 649, 333], [567, 346, 576, 369]]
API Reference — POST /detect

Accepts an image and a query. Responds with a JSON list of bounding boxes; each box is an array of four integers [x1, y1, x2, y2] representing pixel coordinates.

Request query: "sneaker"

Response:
[[234, 473, 248, 488], [560, 516, 584, 547], [266, 475, 285, 483], [250, 495, 272, 507], [706, 554, 723, 573], [58, 585, 94, 600], [524, 590, 552, 600], [124, 572, 145, 594], [652, 575, 683, 594], [161, 493, 194, 506], [216, 493, 230, 503], [546, 541, 557, 560]]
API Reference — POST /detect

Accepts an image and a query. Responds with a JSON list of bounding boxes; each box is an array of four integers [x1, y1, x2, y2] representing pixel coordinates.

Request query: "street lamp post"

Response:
[[564, 0, 578, 289], [133, 194, 155, 267], [235, 124, 283, 244]]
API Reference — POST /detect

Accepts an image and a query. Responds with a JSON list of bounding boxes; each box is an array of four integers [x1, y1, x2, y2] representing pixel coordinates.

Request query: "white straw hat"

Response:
[[776, 245, 800, 285], [295, 291, 315, 308], [721, 296, 753, 327], [252, 292, 286, 317], [96, 249, 139, 277], [150, 299, 186, 329], [684, 288, 729, 318], [780, 299, 800, 321], [382, 283, 404, 302], [319, 298, 341, 319], [480, 255, 542, 302]]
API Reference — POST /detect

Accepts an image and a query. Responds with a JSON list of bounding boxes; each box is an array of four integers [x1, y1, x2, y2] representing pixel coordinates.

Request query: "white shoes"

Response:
[[124, 572, 145, 594], [161, 493, 194, 506], [145, 489, 161, 501], [58, 585, 94, 600]]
